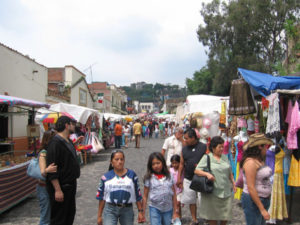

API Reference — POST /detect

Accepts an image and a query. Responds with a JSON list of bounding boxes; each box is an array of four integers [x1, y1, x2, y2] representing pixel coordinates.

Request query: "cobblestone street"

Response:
[[1, 137, 300, 225]]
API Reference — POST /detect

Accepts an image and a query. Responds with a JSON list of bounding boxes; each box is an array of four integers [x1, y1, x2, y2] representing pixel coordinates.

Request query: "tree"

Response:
[[190, 0, 300, 96], [186, 67, 213, 94]]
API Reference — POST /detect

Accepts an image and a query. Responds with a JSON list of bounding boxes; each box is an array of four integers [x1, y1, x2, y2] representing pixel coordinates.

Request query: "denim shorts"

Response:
[[241, 192, 270, 225], [103, 203, 134, 225]]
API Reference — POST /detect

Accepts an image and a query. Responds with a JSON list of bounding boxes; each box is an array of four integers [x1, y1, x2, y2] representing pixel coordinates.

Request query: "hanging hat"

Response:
[[243, 133, 273, 151]]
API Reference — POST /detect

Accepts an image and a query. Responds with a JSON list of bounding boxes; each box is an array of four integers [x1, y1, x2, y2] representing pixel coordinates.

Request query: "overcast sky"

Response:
[[0, 0, 209, 86]]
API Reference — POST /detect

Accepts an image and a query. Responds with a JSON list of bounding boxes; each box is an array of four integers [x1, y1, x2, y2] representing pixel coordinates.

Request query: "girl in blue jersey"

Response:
[[142, 152, 179, 225], [96, 150, 143, 225]]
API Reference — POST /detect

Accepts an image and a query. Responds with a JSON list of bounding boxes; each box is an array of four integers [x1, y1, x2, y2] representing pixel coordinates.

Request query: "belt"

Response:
[[107, 202, 132, 208]]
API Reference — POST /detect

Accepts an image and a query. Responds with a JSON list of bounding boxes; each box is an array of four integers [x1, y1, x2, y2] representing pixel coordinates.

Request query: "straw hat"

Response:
[[242, 133, 273, 151]]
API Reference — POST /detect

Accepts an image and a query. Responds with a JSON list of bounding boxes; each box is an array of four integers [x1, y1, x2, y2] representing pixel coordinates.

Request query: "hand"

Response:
[[261, 209, 270, 220], [46, 163, 57, 174], [232, 185, 237, 193], [176, 181, 183, 189], [55, 190, 64, 202], [77, 136, 84, 143], [137, 212, 145, 223], [206, 173, 215, 181], [97, 216, 103, 225]]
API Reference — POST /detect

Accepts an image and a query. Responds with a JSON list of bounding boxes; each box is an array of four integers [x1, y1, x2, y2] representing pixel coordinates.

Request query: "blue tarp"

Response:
[[238, 68, 300, 97]]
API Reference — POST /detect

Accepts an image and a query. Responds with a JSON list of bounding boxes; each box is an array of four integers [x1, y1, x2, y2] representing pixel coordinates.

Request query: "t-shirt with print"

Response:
[[182, 141, 206, 180], [96, 169, 142, 204], [144, 174, 174, 212]]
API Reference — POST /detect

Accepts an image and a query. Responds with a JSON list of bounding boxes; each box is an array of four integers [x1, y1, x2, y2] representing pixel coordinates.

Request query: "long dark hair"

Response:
[[39, 130, 56, 151], [144, 152, 170, 181], [240, 145, 264, 168], [108, 150, 125, 171]]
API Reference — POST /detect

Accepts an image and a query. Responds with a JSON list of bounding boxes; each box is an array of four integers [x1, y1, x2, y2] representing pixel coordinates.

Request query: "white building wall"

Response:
[[0, 44, 48, 138]]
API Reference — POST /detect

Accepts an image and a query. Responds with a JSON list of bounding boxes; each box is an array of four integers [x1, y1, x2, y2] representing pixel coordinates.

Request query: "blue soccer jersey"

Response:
[[96, 169, 142, 204]]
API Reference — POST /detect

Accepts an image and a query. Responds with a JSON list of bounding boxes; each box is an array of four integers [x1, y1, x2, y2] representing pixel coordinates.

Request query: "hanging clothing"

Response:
[[234, 141, 244, 200], [229, 79, 256, 115], [266, 149, 276, 175], [268, 149, 288, 222], [288, 149, 300, 187], [285, 100, 300, 149], [266, 93, 280, 137]]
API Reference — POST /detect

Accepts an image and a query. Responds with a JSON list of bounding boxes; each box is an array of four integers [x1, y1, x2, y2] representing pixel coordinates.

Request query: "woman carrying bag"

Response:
[[194, 136, 236, 225]]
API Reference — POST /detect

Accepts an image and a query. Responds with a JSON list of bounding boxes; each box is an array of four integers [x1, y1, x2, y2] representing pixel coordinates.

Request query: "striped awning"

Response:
[[0, 95, 50, 108]]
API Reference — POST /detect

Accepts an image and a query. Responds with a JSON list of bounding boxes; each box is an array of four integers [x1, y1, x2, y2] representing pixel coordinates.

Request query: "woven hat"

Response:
[[242, 133, 273, 151]]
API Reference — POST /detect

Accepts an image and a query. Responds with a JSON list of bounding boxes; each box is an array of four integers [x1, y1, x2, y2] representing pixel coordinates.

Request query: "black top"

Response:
[[46, 135, 80, 188], [182, 141, 206, 180]]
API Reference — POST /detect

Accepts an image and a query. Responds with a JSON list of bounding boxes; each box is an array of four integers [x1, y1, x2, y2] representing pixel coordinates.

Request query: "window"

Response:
[[79, 88, 87, 106]]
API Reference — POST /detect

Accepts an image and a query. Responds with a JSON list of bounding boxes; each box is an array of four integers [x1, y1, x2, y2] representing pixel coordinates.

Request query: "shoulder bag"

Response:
[[189, 154, 214, 193], [27, 154, 45, 180]]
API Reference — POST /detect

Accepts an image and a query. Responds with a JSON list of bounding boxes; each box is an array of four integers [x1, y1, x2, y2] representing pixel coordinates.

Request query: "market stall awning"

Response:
[[238, 68, 300, 97], [0, 95, 50, 108]]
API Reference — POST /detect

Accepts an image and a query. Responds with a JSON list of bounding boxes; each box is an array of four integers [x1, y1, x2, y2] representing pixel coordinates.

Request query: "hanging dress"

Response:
[[266, 93, 281, 138], [286, 100, 300, 187], [268, 148, 288, 222]]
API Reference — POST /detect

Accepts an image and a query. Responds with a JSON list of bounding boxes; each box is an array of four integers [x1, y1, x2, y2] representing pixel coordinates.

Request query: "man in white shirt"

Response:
[[161, 127, 184, 167]]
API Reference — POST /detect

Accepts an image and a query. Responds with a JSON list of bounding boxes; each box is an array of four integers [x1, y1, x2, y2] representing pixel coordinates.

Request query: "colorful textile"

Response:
[[268, 149, 288, 221], [266, 149, 275, 175], [288, 154, 300, 187], [285, 100, 300, 149], [0, 94, 50, 108], [234, 162, 243, 200], [266, 93, 280, 136]]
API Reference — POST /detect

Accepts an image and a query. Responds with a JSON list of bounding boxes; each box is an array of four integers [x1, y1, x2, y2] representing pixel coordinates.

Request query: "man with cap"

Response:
[[46, 116, 80, 225]]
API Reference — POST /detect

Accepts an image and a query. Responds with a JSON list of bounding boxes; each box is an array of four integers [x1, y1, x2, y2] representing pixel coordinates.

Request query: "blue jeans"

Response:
[[149, 206, 172, 225], [103, 203, 134, 225], [37, 184, 50, 225], [241, 192, 270, 225]]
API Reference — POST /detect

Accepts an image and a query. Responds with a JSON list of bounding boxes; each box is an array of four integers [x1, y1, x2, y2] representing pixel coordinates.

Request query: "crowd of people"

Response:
[[35, 115, 273, 225]]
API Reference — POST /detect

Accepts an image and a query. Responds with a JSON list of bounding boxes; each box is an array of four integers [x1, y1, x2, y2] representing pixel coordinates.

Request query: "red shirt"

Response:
[[114, 124, 122, 136]]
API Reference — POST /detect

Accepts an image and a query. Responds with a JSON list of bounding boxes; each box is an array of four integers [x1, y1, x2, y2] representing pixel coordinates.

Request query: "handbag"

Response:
[[27, 155, 45, 180], [91, 133, 104, 153], [189, 154, 214, 193]]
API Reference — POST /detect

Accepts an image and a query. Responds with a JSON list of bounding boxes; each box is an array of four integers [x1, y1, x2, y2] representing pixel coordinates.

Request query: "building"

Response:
[[139, 102, 154, 113], [48, 66, 94, 108], [0, 42, 48, 153], [88, 82, 127, 114]]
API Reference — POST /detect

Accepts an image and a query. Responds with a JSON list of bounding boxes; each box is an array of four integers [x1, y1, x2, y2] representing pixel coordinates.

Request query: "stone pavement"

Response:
[[1, 137, 300, 225]]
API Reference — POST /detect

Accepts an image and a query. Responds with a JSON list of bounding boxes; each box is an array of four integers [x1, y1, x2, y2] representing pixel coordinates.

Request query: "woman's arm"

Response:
[[97, 200, 105, 225], [39, 152, 57, 177], [244, 160, 270, 220], [230, 172, 237, 193], [136, 201, 144, 223], [39, 152, 47, 177], [194, 168, 215, 181]]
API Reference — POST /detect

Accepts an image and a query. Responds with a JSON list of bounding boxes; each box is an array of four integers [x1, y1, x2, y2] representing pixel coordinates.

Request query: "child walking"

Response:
[[142, 152, 178, 225], [169, 155, 183, 220]]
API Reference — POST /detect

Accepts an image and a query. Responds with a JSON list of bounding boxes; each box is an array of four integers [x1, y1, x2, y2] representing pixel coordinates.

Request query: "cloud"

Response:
[[0, 0, 210, 86]]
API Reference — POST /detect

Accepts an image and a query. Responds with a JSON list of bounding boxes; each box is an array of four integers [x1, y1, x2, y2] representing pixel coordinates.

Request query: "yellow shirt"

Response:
[[133, 122, 142, 135]]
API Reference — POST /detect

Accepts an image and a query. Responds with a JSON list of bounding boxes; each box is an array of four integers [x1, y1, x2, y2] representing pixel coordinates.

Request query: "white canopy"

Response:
[[49, 103, 101, 124], [185, 95, 229, 114], [103, 113, 123, 121]]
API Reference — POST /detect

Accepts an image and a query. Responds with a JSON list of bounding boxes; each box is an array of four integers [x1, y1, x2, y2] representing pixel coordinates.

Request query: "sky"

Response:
[[0, 0, 210, 87]]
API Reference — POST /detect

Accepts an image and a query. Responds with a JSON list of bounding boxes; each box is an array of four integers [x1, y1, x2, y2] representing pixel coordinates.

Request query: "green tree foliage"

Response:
[[188, 0, 300, 96], [121, 83, 186, 103]]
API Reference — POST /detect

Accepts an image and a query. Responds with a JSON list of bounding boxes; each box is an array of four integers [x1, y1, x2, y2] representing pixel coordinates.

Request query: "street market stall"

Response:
[[0, 94, 50, 214], [226, 68, 300, 223]]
